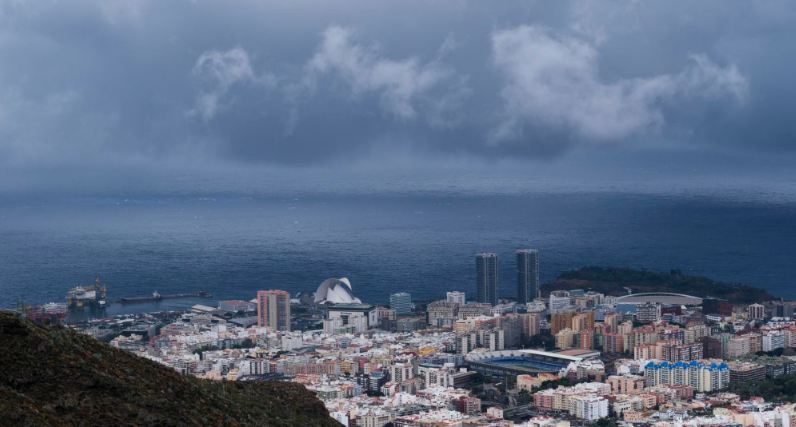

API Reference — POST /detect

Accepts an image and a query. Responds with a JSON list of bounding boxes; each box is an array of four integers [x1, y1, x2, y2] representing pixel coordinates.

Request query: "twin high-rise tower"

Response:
[[475, 249, 540, 305], [475, 252, 499, 305], [516, 249, 540, 304]]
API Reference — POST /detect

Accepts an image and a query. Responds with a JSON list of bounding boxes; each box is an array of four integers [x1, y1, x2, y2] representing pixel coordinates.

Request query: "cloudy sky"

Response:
[[1, 0, 794, 194]]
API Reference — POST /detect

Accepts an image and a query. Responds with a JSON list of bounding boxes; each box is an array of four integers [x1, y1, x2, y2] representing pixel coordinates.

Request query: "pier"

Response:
[[117, 291, 212, 304]]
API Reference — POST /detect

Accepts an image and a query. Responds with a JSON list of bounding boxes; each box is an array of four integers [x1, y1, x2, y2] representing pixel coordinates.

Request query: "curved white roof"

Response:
[[313, 277, 362, 304], [465, 349, 599, 363], [615, 292, 702, 306]]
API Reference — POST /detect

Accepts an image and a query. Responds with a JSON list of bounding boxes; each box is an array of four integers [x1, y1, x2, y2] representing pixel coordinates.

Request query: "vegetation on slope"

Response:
[[0, 311, 340, 427], [728, 372, 796, 401], [544, 266, 774, 303]]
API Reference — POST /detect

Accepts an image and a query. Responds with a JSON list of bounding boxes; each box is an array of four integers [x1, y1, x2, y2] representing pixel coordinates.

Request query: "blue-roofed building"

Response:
[[643, 359, 729, 392]]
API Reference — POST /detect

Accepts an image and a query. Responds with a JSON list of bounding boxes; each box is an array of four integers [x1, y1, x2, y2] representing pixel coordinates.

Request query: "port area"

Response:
[[117, 291, 212, 304], [66, 296, 219, 322]]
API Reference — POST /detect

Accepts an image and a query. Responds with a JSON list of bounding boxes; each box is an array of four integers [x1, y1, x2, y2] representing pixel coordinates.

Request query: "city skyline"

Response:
[[7, 236, 796, 426]]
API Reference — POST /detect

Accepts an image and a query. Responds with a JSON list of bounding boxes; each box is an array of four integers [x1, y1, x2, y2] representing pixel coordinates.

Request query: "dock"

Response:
[[117, 291, 212, 304]]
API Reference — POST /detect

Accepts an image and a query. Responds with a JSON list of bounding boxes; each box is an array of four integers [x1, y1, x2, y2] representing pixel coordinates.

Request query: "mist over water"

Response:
[[1, 190, 795, 308]]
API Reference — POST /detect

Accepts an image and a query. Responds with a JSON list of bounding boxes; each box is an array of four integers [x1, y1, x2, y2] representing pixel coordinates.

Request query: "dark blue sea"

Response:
[[1, 191, 795, 309]]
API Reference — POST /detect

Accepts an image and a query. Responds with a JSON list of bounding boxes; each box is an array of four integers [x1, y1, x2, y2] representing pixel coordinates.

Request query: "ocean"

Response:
[[1, 191, 795, 309]]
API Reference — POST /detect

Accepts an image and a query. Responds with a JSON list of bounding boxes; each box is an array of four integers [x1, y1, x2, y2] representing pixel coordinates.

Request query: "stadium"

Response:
[[465, 349, 600, 377], [614, 292, 703, 306]]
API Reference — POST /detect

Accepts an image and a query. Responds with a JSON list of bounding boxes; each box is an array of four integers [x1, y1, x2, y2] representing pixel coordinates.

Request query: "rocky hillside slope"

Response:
[[0, 311, 340, 426]]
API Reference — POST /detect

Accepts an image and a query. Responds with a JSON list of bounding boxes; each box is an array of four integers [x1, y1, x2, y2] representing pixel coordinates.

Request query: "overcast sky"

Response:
[[1, 1, 795, 194]]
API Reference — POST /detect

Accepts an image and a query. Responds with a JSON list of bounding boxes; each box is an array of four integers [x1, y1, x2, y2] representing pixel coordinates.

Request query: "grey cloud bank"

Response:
[[490, 26, 746, 142], [0, 0, 794, 193]]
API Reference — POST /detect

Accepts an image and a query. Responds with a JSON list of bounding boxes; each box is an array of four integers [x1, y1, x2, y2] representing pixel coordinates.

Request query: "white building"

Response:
[[323, 317, 344, 335], [325, 303, 378, 334], [569, 395, 609, 421], [549, 291, 572, 314], [418, 364, 456, 389], [280, 334, 304, 351], [238, 359, 270, 376], [446, 291, 466, 305], [329, 411, 349, 427], [763, 330, 785, 352], [526, 299, 547, 314], [390, 362, 414, 384]]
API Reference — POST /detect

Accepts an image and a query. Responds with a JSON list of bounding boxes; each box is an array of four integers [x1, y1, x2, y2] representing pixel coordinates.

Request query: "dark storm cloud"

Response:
[[0, 0, 793, 171]]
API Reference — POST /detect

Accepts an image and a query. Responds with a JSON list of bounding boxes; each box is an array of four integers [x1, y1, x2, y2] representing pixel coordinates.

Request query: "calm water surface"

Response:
[[1, 191, 794, 308]]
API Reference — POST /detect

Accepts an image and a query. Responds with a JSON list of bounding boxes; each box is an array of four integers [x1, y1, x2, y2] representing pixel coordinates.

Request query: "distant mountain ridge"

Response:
[[545, 266, 775, 304], [0, 311, 340, 426]]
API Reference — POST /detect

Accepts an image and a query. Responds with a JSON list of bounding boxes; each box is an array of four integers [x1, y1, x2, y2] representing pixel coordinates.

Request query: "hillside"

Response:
[[0, 311, 340, 427], [544, 266, 775, 304]]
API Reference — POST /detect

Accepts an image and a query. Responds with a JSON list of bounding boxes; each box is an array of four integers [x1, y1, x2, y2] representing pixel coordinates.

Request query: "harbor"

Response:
[[117, 290, 213, 304], [21, 279, 219, 323]]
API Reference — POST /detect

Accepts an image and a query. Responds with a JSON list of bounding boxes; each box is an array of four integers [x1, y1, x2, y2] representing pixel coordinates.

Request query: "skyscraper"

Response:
[[475, 252, 499, 305], [516, 249, 539, 303], [256, 289, 291, 331], [390, 292, 413, 315]]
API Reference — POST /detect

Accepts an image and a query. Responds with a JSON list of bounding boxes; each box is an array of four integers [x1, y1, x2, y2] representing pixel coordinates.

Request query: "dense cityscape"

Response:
[[23, 249, 796, 427]]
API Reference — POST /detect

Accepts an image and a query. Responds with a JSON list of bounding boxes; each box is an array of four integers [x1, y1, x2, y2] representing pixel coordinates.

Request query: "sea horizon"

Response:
[[2, 188, 795, 309]]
